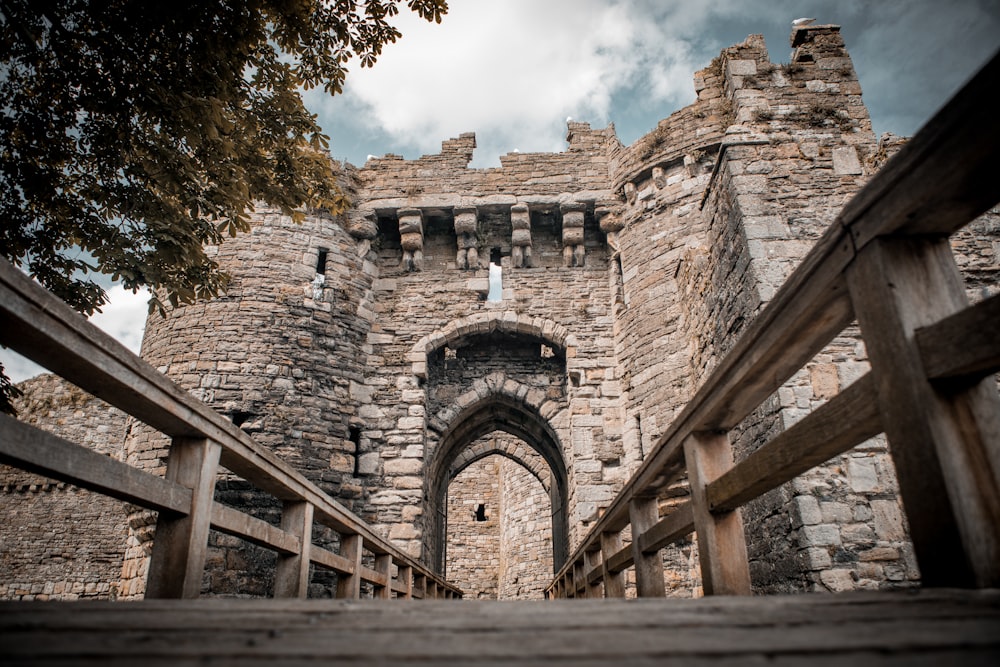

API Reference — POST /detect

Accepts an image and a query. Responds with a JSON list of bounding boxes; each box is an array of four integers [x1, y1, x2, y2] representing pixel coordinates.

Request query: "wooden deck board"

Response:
[[1, 590, 997, 665]]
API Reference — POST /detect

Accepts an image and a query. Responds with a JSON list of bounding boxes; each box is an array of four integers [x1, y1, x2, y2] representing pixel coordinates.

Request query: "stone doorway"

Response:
[[444, 436, 554, 599]]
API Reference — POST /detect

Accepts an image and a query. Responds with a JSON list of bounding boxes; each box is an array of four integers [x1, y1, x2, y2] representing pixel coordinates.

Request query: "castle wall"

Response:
[[0, 375, 130, 599]]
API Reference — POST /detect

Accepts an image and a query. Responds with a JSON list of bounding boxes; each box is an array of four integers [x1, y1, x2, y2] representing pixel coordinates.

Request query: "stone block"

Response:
[[792, 495, 822, 527], [832, 146, 863, 175], [871, 500, 906, 541], [800, 524, 841, 547], [847, 456, 879, 493]]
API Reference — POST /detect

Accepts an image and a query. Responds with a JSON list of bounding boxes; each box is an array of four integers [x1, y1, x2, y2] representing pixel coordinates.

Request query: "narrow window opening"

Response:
[[636, 414, 644, 458], [487, 247, 503, 303], [474, 503, 487, 522], [316, 247, 329, 276], [540, 344, 554, 358], [615, 255, 629, 306], [350, 425, 362, 477]]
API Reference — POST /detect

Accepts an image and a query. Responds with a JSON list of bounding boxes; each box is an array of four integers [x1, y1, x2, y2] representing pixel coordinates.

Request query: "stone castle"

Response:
[[3, 25, 997, 600]]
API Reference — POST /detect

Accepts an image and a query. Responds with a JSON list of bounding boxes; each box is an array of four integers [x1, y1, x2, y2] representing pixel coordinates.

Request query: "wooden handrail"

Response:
[[0, 256, 461, 600], [547, 50, 1000, 598]]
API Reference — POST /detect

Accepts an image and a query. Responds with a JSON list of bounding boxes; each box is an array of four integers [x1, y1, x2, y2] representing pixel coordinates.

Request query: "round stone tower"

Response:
[[120, 188, 379, 597]]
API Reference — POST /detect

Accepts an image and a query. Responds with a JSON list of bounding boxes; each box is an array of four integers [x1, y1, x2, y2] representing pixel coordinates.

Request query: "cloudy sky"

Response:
[[3, 0, 998, 382]]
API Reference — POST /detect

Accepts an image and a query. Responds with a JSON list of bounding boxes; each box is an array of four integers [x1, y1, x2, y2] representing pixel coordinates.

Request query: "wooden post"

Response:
[[629, 497, 666, 597], [585, 549, 603, 598], [413, 573, 426, 600], [847, 237, 1000, 587], [146, 437, 221, 599], [374, 553, 392, 599], [600, 530, 626, 598], [274, 501, 313, 598], [572, 560, 586, 598], [684, 431, 751, 595], [398, 564, 414, 599], [336, 533, 364, 599]]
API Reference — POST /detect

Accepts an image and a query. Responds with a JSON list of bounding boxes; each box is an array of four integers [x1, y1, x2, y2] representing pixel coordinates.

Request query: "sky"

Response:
[[3, 0, 999, 383]]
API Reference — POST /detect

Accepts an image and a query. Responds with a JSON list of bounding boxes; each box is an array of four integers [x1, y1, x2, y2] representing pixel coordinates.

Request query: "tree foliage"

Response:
[[0, 0, 447, 413]]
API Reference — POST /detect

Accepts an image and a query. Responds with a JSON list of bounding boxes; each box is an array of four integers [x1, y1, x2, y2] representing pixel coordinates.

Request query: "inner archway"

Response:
[[426, 392, 569, 580], [445, 435, 554, 599]]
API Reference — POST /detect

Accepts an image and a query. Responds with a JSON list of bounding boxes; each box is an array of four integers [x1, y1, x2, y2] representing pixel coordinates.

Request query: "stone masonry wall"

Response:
[[445, 456, 501, 599], [1, 375, 130, 600], [497, 457, 553, 599]]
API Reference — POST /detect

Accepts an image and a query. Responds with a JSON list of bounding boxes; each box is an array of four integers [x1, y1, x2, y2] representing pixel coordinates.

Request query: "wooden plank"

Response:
[[146, 438, 222, 599], [629, 497, 665, 597], [552, 227, 854, 586], [585, 550, 603, 597], [309, 544, 355, 575], [412, 574, 426, 600], [371, 556, 393, 597], [359, 564, 389, 588], [1, 591, 998, 663], [209, 503, 298, 555], [636, 502, 694, 555], [604, 542, 633, 575], [396, 565, 413, 599], [599, 531, 626, 597], [273, 501, 314, 598], [0, 413, 190, 515], [335, 534, 364, 599], [0, 258, 451, 593], [916, 292, 1000, 381], [684, 432, 751, 596], [707, 374, 882, 512], [842, 52, 1000, 247], [847, 236, 1000, 587]]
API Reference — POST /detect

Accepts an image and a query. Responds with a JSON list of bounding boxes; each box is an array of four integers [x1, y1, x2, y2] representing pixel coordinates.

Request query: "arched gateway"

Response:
[[413, 314, 573, 578], [425, 386, 570, 576]]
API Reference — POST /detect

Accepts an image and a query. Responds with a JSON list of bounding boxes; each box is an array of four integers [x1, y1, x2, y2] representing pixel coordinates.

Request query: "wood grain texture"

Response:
[[1, 590, 997, 665], [336, 534, 364, 599], [916, 292, 1000, 382], [684, 432, 750, 596], [636, 502, 694, 555], [210, 503, 299, 555], [0, 257, 461, 599], [629, 498, 666, 598], [707, 374, 882, 513], [0, 413, 190, 515], [273, 501, 314, 599], [848, 237, 1000, 587], [145, 438, 221, 599]]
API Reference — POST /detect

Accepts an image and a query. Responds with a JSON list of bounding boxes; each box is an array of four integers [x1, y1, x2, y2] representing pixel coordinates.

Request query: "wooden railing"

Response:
[[0, 264, 461, 600], [547, 51, 1000, 598]]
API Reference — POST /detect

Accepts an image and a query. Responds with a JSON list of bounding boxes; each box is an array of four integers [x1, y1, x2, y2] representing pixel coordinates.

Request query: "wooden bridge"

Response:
[[2, 52, 999, 665]]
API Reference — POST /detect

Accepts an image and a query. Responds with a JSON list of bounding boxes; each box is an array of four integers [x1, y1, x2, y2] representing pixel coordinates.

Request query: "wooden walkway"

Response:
[[2, 589, 999, 665]]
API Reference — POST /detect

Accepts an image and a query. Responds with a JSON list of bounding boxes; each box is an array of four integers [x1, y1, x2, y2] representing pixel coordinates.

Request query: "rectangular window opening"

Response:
[[350, 425, 362, 477], [316, 247, 329, 276]]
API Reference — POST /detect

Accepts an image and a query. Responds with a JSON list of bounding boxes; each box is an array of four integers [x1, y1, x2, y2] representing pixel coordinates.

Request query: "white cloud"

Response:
[[88, 285, 149, 355], [306, 0, 734, 165]]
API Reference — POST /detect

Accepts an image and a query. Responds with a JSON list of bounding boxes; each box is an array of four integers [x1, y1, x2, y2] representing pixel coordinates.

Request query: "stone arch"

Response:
[[425, 375, 569, 576], [409, 311, 577, 379], [449, 440, 550, 494]]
